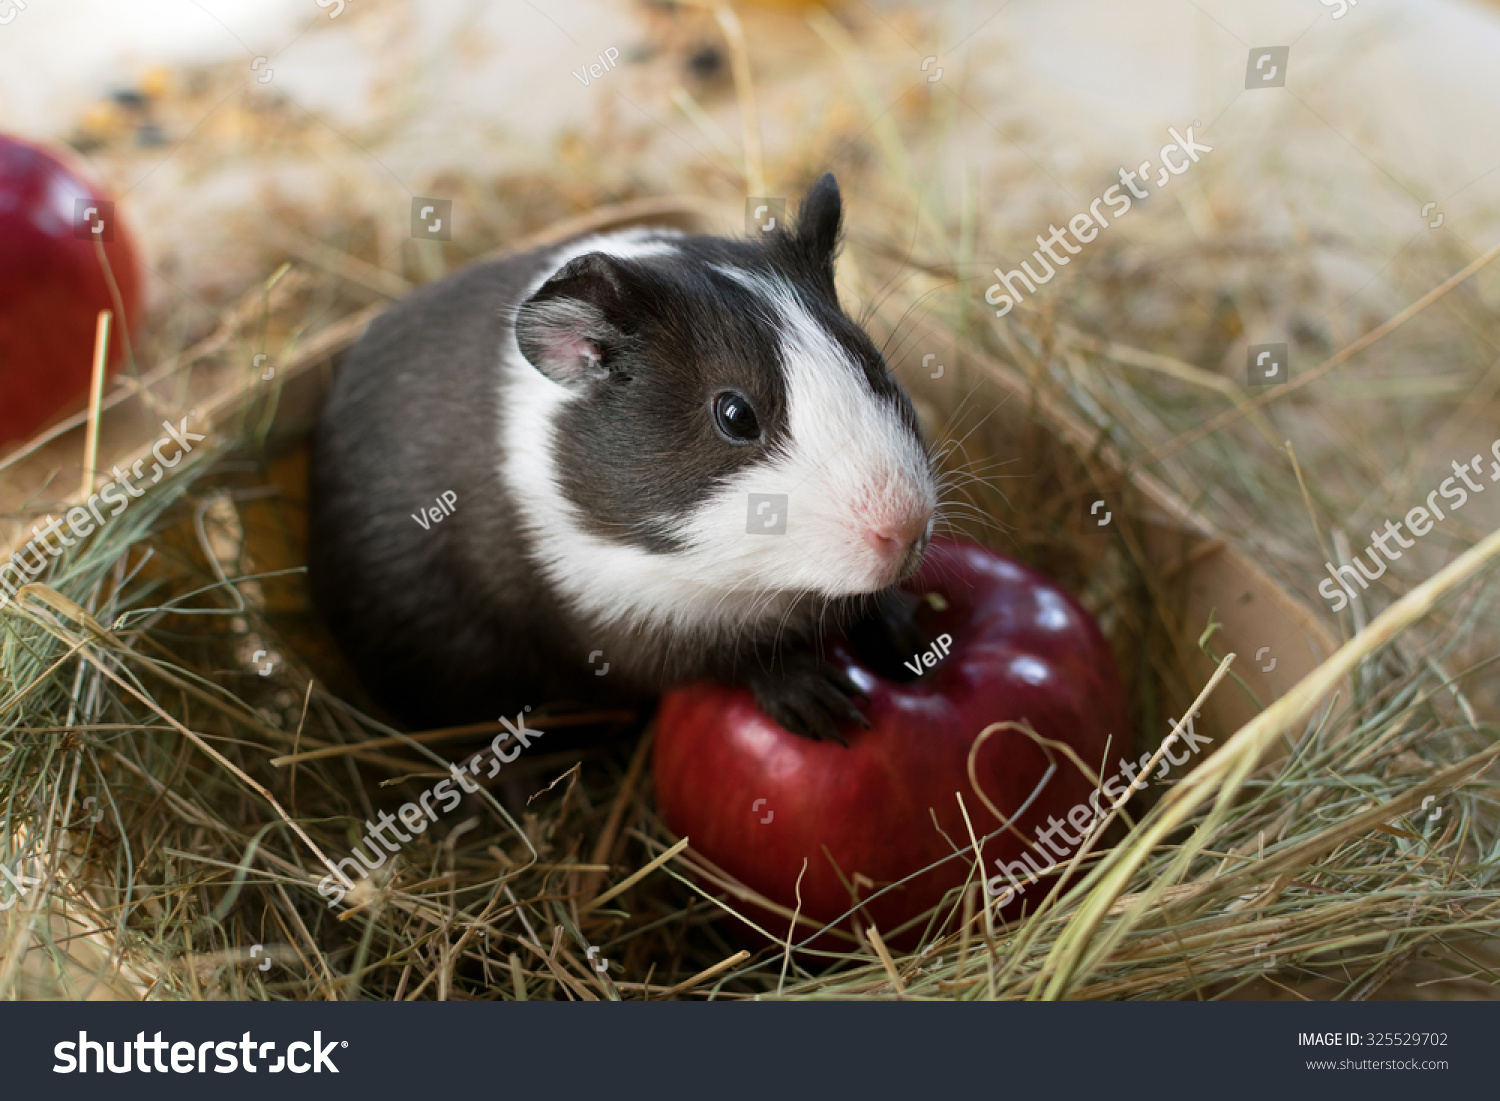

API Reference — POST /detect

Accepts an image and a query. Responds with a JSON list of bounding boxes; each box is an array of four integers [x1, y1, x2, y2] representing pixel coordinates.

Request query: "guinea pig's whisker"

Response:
[[938, 473, 1014, 508], [933, 513, 1006, 539], [857, 213, 923, 329], [874, 280, 961, 363], [942, 457, 1022, 482], [926, 378, 990, 449], [932, 400, 1008, 466], [704, 568, 778, 628], [935, 496, 1010, 532]]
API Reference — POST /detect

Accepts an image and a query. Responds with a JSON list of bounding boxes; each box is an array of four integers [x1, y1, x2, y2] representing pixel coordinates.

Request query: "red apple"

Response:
[[653, 538, 1129, 949], [0, 134, 143, 448]]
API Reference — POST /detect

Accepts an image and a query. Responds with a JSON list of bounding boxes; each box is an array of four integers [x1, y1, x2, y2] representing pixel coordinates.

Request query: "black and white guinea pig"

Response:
[[308, 173, 939, 742]]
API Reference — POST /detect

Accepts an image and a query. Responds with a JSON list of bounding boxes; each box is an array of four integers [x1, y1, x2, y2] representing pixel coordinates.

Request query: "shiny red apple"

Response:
[[653, 539, 1130, 948], [0, 134, 143, 448]]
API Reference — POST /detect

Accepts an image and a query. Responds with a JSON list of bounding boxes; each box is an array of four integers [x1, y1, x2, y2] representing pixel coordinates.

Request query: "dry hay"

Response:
[[3, 1, 1500, 1001]]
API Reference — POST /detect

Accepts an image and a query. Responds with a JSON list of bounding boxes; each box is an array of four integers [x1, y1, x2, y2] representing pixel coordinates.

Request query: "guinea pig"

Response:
[[308, 173, 938, 742]]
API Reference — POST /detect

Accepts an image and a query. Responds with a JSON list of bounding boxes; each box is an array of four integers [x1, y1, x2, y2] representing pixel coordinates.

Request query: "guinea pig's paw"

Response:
[[850, 587, 930, 668], [748, 657, 870, 745]]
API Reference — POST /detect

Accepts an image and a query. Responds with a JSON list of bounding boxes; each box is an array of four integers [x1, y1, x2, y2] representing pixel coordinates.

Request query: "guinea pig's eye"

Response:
[[712, 391, 761, 442]]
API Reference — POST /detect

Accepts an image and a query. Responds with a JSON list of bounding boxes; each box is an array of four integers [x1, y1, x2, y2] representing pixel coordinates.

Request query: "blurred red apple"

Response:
[[0, 133, 142, 448], [653, 539, 1130, 949]]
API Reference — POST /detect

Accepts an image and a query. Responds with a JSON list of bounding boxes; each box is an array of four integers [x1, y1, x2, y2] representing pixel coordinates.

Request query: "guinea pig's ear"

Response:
[[795, 173, 843, 267], [515, 252, 632, 389]]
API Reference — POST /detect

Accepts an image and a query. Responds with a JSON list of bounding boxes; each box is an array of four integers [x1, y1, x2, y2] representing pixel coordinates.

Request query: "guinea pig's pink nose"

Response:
[[864, 512, 930, 559]]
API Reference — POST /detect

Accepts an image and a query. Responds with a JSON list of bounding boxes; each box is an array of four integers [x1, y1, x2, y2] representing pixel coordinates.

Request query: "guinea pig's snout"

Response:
[[864, 515, 925, 558], [863, 508, 934, 580]]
